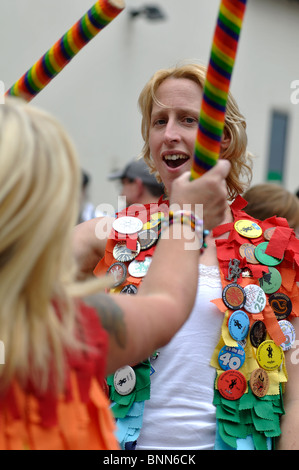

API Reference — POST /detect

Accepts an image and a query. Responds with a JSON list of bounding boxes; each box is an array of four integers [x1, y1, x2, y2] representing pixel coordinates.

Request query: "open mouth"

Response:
[[163, 154, 190, 169]]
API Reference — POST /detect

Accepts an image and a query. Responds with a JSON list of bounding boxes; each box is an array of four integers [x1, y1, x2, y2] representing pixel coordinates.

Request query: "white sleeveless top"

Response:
[[136, 264, 223, 450]]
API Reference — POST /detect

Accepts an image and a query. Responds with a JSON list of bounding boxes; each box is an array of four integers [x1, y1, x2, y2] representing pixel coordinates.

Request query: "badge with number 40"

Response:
[[218, 345, 245, 371]]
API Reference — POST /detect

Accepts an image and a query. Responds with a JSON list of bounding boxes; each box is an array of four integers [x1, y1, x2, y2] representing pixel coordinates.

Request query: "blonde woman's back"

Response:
[[0, 98, 118, 449]]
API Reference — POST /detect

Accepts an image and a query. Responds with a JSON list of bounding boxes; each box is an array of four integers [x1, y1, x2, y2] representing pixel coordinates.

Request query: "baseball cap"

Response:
[[108, 159, 163, 189]]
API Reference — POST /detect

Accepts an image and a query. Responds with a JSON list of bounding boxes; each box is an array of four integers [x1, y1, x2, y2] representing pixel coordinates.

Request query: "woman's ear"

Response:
[[220, 129, 231, 153]]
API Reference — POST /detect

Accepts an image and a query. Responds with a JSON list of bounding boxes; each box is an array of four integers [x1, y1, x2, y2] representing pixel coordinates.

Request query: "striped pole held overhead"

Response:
[[5, 0, 125, 102], [191, 0, 247, 180]]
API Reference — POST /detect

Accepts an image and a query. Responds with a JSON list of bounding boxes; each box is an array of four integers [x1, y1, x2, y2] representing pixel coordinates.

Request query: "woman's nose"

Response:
[[164, 120, 180, 143]]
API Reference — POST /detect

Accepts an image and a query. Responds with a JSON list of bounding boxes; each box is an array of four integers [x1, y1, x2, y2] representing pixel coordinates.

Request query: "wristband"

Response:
[[161, 210, 205, 244]]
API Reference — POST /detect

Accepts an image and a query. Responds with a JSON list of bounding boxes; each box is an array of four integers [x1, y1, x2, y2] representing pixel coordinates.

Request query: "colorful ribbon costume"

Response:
[[95, 195, 299, 450], [211, 196, 299, 450], [0, 302, 119, 450]]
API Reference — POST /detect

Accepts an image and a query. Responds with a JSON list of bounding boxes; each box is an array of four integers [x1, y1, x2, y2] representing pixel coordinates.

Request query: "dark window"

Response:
[[267, 111, 289, 183]]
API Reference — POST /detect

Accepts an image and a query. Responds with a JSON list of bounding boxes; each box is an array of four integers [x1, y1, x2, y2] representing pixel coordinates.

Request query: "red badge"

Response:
[[222, 283, 246, 310], [217, 370, 247, 400]]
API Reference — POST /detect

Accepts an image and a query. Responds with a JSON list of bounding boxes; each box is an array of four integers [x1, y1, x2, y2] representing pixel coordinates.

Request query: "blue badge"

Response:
[[218, 344, 246, 371], [228, 310, 250, 342]]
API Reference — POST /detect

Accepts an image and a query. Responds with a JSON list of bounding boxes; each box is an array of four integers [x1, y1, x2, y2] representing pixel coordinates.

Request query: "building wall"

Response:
[[1, 0, 299, 210]]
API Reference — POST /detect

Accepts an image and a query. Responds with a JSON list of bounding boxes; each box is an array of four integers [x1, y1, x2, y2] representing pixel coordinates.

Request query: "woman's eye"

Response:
[[153, 119, 166, 126], [184, 117, 197, 124]]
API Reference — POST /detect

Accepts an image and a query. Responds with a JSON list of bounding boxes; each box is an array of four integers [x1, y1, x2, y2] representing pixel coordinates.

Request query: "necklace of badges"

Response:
[[93, 203, 167, 415], [108, 213, 162, 293], [211, 196, 299, 450], [92, 203, 169, 448]]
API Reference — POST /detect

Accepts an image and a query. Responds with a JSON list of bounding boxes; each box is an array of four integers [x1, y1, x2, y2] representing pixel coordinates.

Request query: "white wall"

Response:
[[1, 0, 299, 210], [234, 0, 299, 192]]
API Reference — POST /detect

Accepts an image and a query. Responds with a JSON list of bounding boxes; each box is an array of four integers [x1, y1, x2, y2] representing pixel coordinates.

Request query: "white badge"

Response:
[[113, 366, 136, 396], [128, 257, 152, 278], [279, 320, 296, 351], [113, 216, 143, 235], [244, 284, 266, 314]]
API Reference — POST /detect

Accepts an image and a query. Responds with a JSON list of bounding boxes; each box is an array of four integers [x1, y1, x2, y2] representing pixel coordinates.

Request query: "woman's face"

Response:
[[149, 77, 203, 193]]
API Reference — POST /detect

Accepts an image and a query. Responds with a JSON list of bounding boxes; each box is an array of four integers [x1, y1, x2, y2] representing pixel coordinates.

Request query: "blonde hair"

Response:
[[243, 183, 299, 230], [0, 98, 105, 393], [138, 63, 253, 200]]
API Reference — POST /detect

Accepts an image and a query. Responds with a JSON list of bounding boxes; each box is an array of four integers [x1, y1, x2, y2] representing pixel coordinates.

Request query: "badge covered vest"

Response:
[[211, 196, 299, 450], [93, 199, 169, 449], [94, 195, 299, 450]]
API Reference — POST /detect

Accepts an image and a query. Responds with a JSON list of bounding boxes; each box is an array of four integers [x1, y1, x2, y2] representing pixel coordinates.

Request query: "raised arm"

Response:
[[83, 160, 230, 374]]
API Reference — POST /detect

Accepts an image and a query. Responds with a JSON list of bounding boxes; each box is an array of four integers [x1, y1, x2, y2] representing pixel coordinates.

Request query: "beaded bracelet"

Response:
[[160, 210, 209, 250], [169, 210, 202, 235], [201, 229, 210, 251]]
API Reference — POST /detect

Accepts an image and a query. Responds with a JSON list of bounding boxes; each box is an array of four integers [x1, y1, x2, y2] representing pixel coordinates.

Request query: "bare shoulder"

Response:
[[84, 293, 127, 349]]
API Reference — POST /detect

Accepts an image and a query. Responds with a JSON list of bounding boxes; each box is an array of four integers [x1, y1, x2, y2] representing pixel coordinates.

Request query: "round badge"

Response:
[[250, 321, 267, 348], [268, 292, 292, 320], [254, 242, 283, 267], [113, 241, 141, 262], [243, 284, 266, 314], [120, 284, 138, 295], [250, 369, 270, 398], [113, 216, 143, 235], [239, 243, 259, 264], [259, 267, 282, 294], [113, 366, 136, 396], [222, 283, 246, 310], [264, 227, 276, 241], [279, 320, 296, 351], [128, 256, 152, 278], [234, 220, 262, 239], [218, 344, 245, 371], [138, 229, 159, 251], [228, 310, 250, 342], [257, 340, 284, 371], [107, 262, 127, 287], [217, 370, 247, 401]]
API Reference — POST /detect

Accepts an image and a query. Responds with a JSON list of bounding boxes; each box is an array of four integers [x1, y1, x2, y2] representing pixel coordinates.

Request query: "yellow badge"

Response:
[[143, 212, 164, 230], [256, 340, 284, 371], [234, 219, 262, 239]]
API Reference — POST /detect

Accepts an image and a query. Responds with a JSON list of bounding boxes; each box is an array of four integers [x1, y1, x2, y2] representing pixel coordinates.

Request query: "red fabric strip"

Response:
[[265, 226, 292, 259]]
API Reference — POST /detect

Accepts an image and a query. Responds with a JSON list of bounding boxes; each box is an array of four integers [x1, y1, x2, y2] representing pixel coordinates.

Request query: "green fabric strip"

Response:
[[213, 385, 284, 450], [108, 360, 151, 419]]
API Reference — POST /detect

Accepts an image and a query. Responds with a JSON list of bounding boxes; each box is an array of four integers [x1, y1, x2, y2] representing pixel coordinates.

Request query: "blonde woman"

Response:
[[0, 97, 229, 449], [84, 63, 299, 450]]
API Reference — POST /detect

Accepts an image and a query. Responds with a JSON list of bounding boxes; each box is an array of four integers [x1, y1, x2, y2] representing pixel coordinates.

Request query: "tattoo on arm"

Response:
[[86, 294, 127, 349]]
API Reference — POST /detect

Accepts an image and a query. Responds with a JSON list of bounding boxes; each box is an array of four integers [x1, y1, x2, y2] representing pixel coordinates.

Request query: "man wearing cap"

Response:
[[108, 159, 165, 207]]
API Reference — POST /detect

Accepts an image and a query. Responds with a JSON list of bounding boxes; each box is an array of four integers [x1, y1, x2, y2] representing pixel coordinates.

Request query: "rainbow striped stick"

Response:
[[5, 0, 125, 102], [191, 0, 247, 180]]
